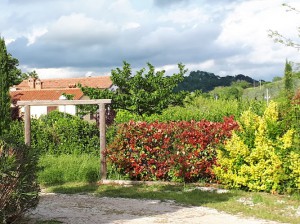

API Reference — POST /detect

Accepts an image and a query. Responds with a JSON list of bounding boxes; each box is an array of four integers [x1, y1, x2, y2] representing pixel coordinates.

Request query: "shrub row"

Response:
[[105, 117, 238, 182], [114, 96, 266, 123]]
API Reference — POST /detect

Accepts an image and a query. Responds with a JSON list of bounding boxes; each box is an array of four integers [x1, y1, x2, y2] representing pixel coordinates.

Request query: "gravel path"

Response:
[[25, 192, 282, 224]]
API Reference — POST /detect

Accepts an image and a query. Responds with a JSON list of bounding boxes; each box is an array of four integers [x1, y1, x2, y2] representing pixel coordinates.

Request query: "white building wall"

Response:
[[58, 105, 76, 115], [20, 106, 48, 118], [20, 105, 77, 118]]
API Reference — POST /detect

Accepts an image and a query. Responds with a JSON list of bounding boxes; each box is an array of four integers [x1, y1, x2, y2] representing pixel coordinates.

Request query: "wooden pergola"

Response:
[[17, 99, 112, 180]]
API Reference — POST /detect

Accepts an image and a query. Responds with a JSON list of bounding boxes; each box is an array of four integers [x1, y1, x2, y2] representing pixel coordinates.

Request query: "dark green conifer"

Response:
[[284, 59, 294, 100], [0, 37, 11, 135]]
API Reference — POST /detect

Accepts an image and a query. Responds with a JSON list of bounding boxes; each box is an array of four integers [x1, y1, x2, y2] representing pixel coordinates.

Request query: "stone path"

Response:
[[26, 192, 282, 224]]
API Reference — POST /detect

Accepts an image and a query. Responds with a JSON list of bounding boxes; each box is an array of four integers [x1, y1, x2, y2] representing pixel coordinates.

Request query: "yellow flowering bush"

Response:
[[214, 101, 297, 193], [289, 152, 300, 189]]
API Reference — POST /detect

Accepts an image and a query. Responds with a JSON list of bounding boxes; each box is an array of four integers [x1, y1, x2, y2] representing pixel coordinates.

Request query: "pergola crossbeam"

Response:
[[17, 99, 111, 106]]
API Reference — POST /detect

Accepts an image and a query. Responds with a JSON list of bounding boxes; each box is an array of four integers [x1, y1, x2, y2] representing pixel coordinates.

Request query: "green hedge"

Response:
[[8, 111, 100, 156]]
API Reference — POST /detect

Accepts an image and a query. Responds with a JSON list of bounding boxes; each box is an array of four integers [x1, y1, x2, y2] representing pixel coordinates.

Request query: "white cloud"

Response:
[[2, 0, 300, 82], [43, 13, 118, 46], [5, 38, 16, 45], [159, 8, 210, 26], [155, 60, 215, 76], [187, 60, 215, 71], [122, 22, 141, 31], [28, 67, 87, 79], [215, 0, 300, 79], [26, 27, 48, 46]]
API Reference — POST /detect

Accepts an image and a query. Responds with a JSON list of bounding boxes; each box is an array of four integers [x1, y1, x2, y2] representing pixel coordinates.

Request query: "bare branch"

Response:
[[268, 3, 300, 51]]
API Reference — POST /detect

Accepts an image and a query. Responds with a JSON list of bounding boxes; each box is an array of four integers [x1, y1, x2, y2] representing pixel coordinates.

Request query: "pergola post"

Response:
[[99, 103, 107, 180], [17, 99, 112, 181], [24, 105, 31, 146]]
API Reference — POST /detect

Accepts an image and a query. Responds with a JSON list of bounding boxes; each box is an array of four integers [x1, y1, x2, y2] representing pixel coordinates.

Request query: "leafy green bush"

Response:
[[114, 96, 266, 123], [38, 154, 100, 185], [214, 101, 298, 193], [7, 111, 101, 155], [0, 138, 40, 223], [32, 111, 100, 155], [105, 117, 238, 182]]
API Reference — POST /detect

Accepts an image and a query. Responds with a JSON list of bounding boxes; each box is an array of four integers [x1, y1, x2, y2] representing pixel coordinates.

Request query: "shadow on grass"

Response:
[[32, 182, 300, 224], [46, 182, 99, 194], [49, 182, 239, 206]]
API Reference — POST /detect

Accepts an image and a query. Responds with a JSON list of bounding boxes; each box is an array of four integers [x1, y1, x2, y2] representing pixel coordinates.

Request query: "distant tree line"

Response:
[[174, 70, 261, 93]]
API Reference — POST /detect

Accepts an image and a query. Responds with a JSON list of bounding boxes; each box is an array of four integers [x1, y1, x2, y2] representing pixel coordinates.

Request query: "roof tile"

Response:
[[10, 88, 84, 102], [17, 76, 112, 90]]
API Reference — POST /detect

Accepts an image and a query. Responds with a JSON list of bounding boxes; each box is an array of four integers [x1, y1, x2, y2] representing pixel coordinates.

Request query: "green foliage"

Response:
[[175, 70, 256, 93], [242, 78, 300, 101], [21, 70, 39, 81], [114, 96, 266, 123], [214, 101, 298, 193], [7, 111, 100, 155], [105, 118, 238, 182], [0, 38, 24, 88], [0, 37, 11, 136], [31, 111, 100, 155], [0, 138, 40, 223], [210, 86, 243, 100], [62, 92, 75, 100], [272, 76, 282, 82], [284, 60, 294, 100], [81, 61, 188, 117], [230, 80, 251, 89], [7, 54, 23, 86], [38, 154, 99, 185]]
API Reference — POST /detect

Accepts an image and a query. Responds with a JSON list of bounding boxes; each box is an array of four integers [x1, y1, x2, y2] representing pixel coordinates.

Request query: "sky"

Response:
[[1, 0, 299, 81]]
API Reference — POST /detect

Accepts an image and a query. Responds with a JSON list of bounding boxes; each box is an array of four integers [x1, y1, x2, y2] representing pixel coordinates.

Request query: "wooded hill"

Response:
[[175, 70, 260, 93]]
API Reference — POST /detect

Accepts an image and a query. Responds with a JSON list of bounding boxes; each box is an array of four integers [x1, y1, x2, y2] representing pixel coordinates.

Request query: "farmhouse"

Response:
[[10, 76, 112, 118]]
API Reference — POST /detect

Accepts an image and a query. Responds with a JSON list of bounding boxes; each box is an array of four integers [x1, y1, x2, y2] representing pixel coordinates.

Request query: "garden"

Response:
[[1, 53, 300, 223]]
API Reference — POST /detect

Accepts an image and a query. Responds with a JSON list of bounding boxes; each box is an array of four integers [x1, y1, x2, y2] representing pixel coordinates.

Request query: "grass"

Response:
[[242, 77, 300, 100], [38, 154, 100, 185], [43, 182, 300, 224]]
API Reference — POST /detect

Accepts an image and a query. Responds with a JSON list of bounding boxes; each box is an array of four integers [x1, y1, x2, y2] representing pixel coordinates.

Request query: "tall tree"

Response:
[[21, 70, 39, 80], [81, 61, 188, 117], [0, 37, 11, 135], [7, 54, 23, 86], [284, 60, 294, 100]]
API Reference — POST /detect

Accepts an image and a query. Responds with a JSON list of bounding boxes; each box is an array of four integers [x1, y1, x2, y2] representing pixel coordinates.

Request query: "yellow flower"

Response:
[[279, 129, 294, 150], [263, 101, 278, 122]]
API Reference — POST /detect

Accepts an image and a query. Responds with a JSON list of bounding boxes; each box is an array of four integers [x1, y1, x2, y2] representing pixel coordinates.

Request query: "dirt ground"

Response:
[[25, 192, 283, 224]]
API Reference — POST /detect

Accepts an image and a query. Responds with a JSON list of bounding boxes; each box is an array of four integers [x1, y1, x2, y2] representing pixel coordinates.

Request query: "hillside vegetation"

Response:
[[243, 78, 300, 100]]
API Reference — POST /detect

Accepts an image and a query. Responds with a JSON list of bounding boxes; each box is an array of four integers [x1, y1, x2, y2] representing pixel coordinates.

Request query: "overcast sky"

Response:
[[1, 0, 299, 81]]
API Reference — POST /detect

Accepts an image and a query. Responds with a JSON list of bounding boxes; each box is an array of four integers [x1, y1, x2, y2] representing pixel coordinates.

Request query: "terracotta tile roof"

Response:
[[10, 88, 84, 102], [17, 76, 112, 90]]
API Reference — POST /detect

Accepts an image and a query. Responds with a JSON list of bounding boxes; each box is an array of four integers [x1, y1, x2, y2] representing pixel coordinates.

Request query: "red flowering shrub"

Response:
[[105, 117, 238, 182]]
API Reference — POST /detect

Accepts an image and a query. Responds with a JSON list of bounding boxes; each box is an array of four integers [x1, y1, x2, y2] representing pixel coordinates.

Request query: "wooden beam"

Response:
[[18, 99, 112, 182], [17, 99, 112, 106], [99, 103, 107, 180], [24, 105, 31, 146]]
